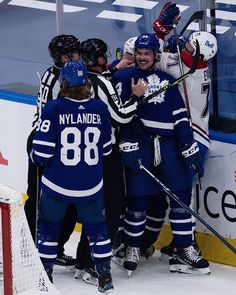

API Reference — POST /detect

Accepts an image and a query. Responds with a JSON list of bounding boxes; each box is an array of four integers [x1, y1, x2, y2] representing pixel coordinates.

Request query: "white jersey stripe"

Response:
[[103, 150, 112, 156], [124, 229, 145, 237], [34, 151, 54, 158], [174, 118, 189, 126], [140, 118, 174, 130], [42, 176, 103, 197], [169, 218, 192, 223], [172, 108, 187, 116], [93, 251, 113, 258], [33, 140, 56, 147], [172, 230, 193, 235], [103, 140, 112, 148]]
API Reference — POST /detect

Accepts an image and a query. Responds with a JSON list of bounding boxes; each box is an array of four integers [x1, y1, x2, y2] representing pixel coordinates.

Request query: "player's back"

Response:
[[33, 97, 112, 201]]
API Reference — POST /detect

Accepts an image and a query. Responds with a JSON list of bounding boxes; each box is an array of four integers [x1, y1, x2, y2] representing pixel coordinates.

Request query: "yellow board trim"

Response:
[[154, 224, 236, 267], [74, 222, 236, 266], [75, 223, 82, 232]]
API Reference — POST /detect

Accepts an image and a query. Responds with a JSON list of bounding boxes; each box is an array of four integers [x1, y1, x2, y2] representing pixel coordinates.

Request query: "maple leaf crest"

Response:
[[144, 74, 169, 104]]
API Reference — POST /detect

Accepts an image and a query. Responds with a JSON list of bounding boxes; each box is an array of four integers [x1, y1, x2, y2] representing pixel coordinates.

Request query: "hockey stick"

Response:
[[140, 40, 200, 104], [138, 161, 236, 255], [180, 10, 204, 35], [116, 47, 122, 61], [173, 26, 203, 191], [173, 25, 191, 117]]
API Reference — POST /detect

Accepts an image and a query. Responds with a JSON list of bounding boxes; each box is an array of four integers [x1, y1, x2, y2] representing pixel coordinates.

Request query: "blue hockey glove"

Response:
[[164, 34, 188, 53], [119, 141, 142, 171], [153, 2, 181, 39], [181, 141, 204, 177], [159, 2, 180, 27]]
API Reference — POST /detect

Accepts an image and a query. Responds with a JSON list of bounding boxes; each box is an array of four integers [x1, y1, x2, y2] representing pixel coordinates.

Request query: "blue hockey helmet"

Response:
[[135, 33, 160, 54], [164, 34, 188, 53], [60, 60, 87, 87]]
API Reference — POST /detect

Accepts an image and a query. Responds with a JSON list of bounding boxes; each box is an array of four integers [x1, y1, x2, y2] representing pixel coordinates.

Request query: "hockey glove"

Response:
[[119, 141, 142, 171], [153, 2, 181, 40], [181, 141, 204, 177]]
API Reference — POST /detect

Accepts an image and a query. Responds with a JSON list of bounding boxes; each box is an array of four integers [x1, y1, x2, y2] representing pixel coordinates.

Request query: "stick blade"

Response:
[[190, 10, 204, 22], [180, 10, 205, 35], [116, 47, 122, 60], [188, 39, 200, 74]]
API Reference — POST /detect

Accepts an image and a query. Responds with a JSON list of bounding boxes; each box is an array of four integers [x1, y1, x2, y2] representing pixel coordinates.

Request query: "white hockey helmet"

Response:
[[189, 31, 218, 61], [123, 37, 138, 55]]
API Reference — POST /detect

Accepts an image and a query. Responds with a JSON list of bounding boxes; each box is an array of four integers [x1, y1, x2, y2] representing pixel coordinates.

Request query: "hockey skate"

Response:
[[55, 254, 76, 266], [97, 266, 114, 294], [160, 240, 177, 263], [75, 265, 98, 286], [169, 245, 210, 275], [123, 246, 141, 276], [112, 243, 126, 267], [192, 239, 201, 256]]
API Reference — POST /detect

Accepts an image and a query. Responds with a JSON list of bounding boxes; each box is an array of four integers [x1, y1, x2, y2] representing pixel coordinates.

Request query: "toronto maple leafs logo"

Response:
[[144, 74, 169, 104]]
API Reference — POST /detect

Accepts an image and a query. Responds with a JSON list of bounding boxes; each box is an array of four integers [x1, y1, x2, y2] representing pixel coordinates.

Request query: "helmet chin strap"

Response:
[[100, 64, 107, 73], [54, 61, 64, 68]]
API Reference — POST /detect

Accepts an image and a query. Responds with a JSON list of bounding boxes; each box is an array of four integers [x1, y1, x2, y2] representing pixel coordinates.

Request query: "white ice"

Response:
[[1, 232, 236, 295], [53, 232, 236, 295]]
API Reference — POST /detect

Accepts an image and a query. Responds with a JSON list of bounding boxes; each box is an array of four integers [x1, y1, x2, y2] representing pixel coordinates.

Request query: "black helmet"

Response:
[[80, 38, 108, 66], [48, 34, 80, 66]]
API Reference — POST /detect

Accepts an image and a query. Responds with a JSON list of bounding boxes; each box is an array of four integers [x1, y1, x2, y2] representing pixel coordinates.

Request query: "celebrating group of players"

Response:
[[25, 1, 218, 293]]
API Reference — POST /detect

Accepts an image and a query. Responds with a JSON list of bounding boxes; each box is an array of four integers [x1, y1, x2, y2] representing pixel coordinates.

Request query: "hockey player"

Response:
[[161, 31, 218, 150], [25, 34, 80, 267], [107, 36, 137, 74], [131, 2, 217, 274], [143, 31, 218, 269], [112, 32, 210, 275], [74, 38, 146, 284], [30, 60, 114, 293]]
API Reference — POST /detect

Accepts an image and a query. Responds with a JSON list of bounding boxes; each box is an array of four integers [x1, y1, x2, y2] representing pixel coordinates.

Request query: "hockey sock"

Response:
[[169, 207, 192, 247], [124, 210, 146, 247], [142, 211, 165, 250], [168, 189, 192, 247], [142, 194, 168, 250], [83, 222, 112, 267], [37, 220, 61, 267]]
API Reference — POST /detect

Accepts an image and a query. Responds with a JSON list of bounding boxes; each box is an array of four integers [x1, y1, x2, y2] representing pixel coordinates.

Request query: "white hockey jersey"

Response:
[[157, 51, 211, 149]]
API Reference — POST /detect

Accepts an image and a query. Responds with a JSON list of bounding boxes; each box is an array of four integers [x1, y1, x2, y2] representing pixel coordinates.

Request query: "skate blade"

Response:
[[127, 270, 133, 277], [111, 256, 125, 268], [74, 269, 84, 279], [159, 253, 172, 263], [98, 286, 114, 294], [104, 289, 114, 294], [82, 274, 98, 286], [54, 264, 75, 273], [170, 264, 211, 275]]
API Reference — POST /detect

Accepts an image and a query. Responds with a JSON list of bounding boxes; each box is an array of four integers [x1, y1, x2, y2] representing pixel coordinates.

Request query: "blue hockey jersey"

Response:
[[32, 97, 112, 202], [112, 67, 194, 147]]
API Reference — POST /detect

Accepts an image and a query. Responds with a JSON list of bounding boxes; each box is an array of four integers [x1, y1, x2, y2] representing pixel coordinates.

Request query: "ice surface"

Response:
[[1, 232, 236, 295], [55, 233, 236, 295]]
